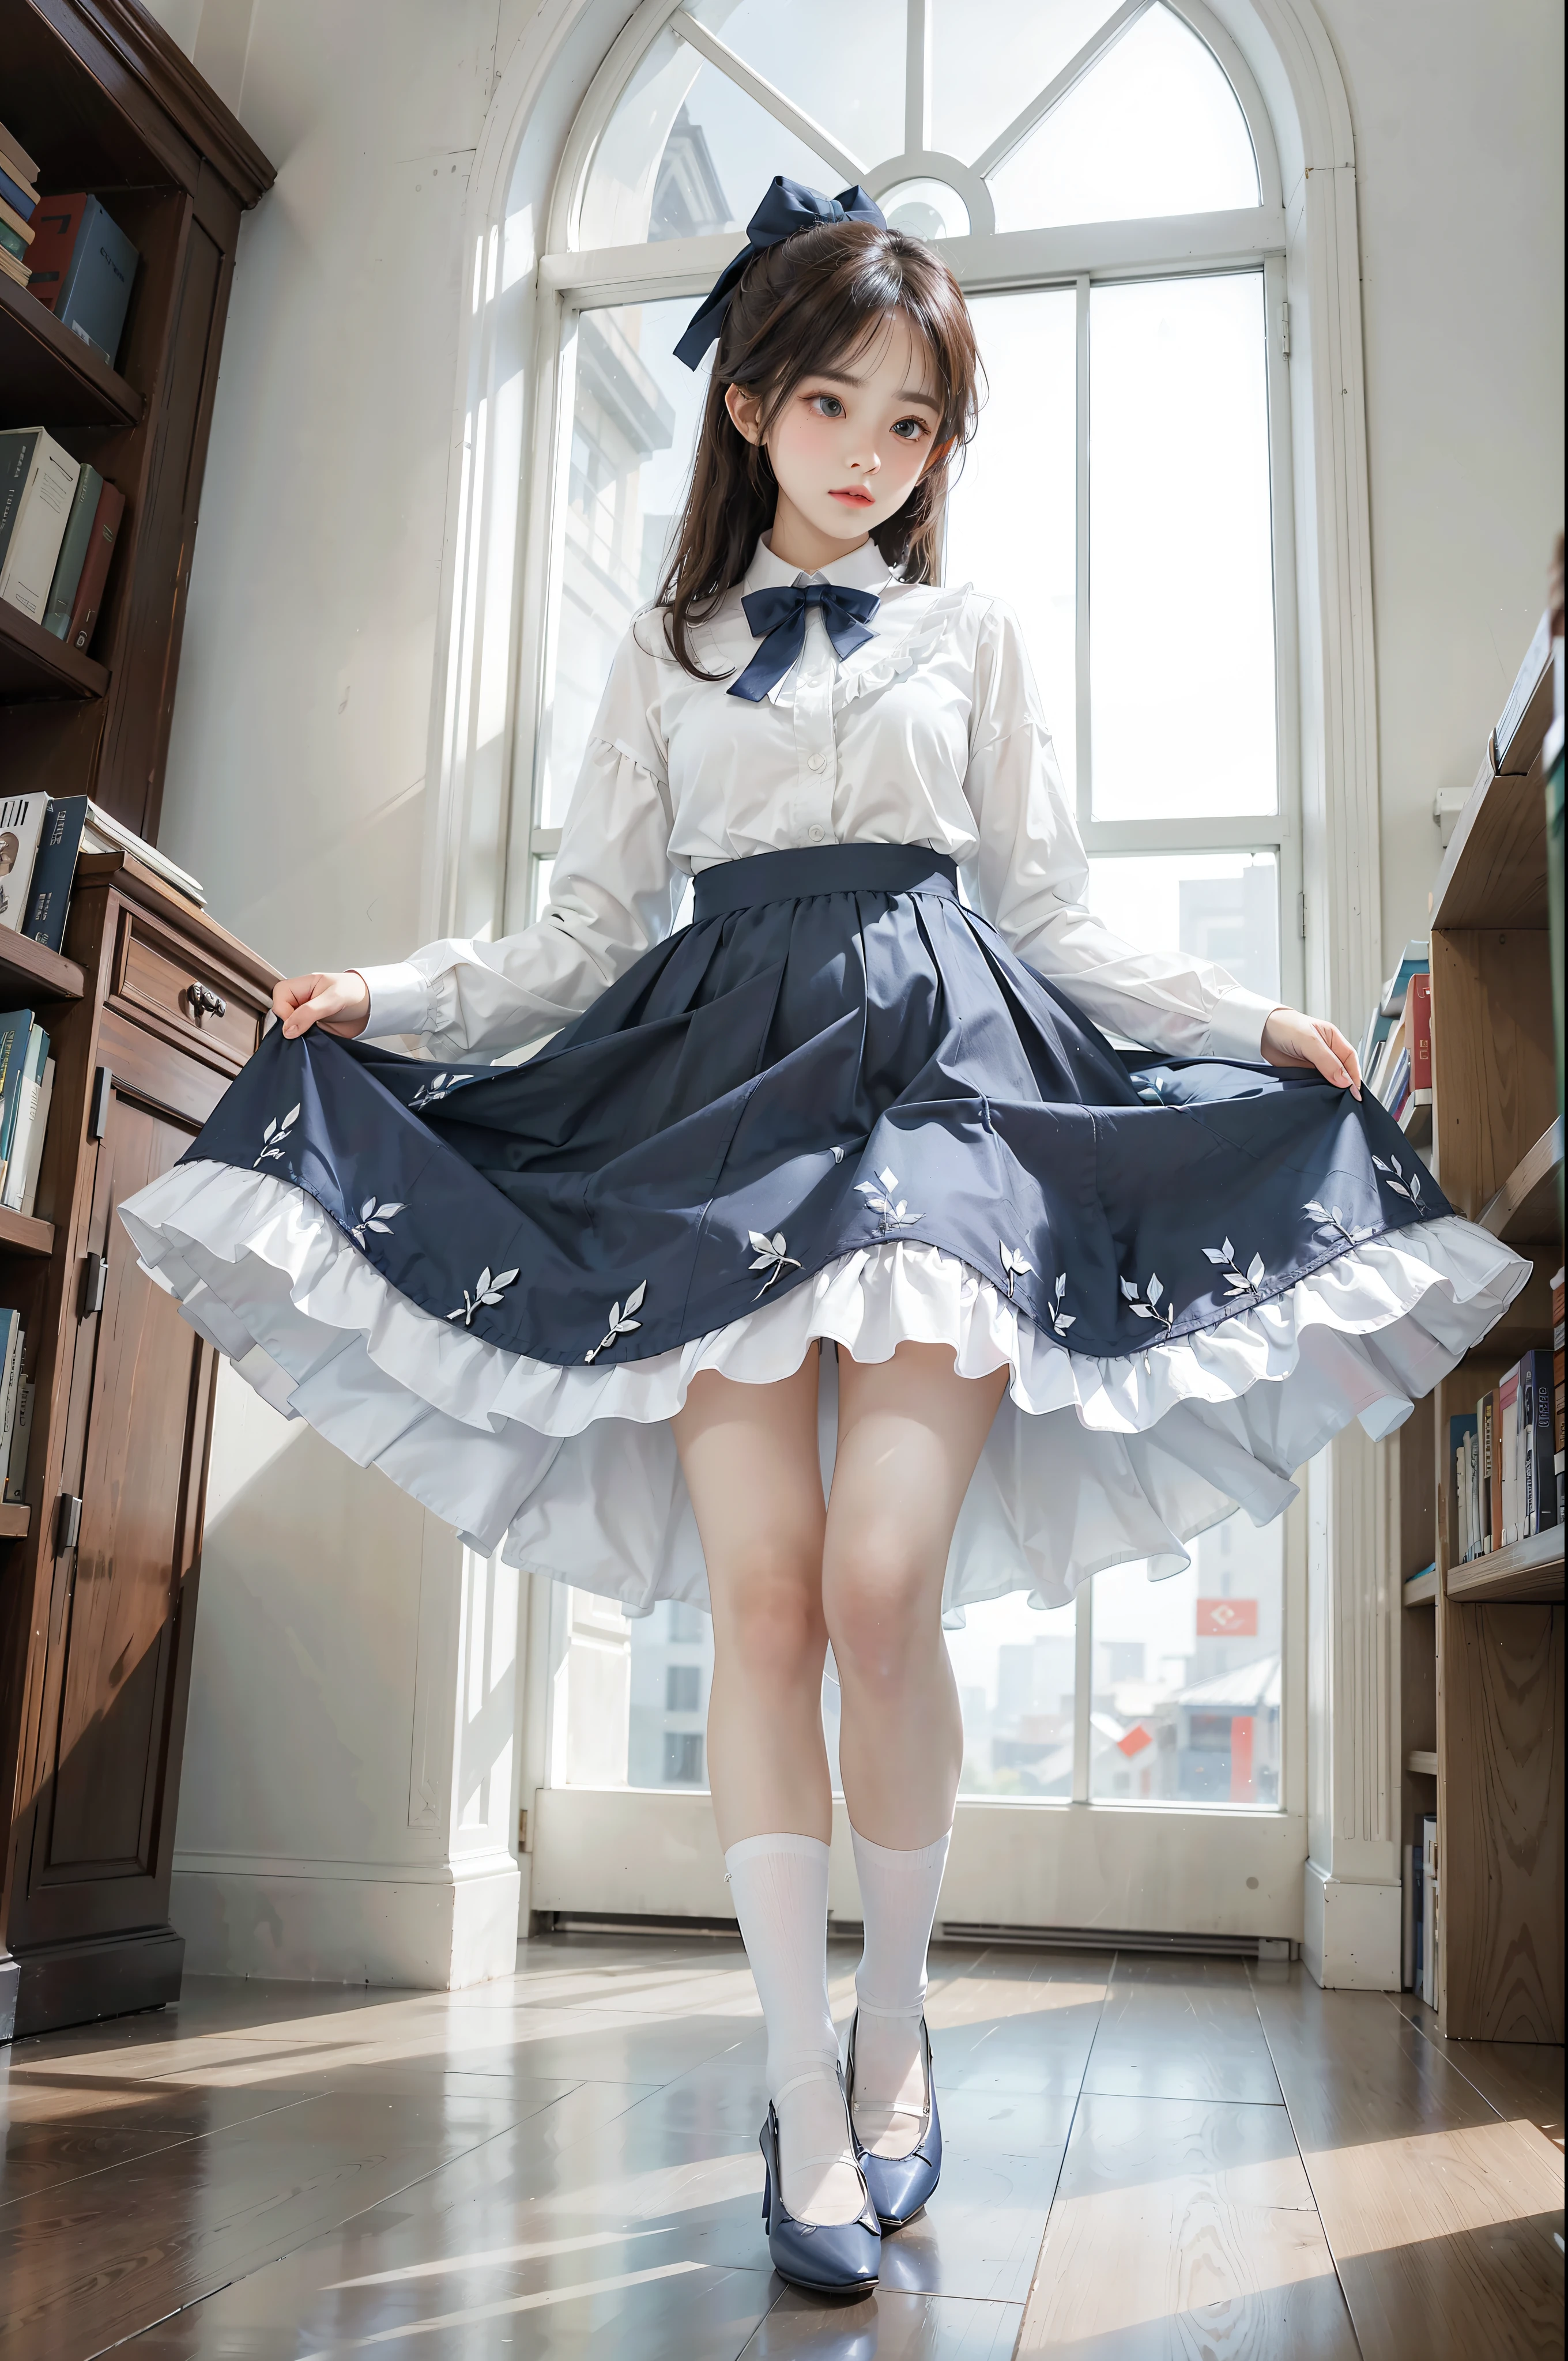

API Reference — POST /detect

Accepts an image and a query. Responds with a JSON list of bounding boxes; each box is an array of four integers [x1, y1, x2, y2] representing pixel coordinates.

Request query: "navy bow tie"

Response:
[[730, 581, 881, 702]]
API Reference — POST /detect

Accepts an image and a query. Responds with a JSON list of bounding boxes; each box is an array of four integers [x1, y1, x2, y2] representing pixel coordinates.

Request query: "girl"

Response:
[[122, 178, 1527, 2297]]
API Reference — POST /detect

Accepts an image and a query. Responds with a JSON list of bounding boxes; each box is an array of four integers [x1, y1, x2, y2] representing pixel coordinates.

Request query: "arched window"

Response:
[[521, 0, 1299, 1027]]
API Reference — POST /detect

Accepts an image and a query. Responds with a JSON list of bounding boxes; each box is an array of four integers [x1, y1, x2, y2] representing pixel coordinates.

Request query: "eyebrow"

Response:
[[808, 367, 941, 409]]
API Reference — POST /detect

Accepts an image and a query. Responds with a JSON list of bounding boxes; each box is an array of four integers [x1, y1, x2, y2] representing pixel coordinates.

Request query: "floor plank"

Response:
[[1014, 2090, 1359, 2357], [1083, 1955, 1285, 2106], [1387, 1989, 1566, 2151], [1252, 1964, 1565, 2361]]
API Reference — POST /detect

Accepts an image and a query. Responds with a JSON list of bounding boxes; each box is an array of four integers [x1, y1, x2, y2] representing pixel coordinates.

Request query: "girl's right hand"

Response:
[[273, 970, 372, 1039]]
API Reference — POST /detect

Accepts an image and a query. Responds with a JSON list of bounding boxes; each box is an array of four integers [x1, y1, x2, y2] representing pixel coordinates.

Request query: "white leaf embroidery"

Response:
[[1122, 1268, 1175, 1333], [746, 1229, 801, 1298], [999, 1242, 1035, 1298], [857, 1166, 919, 1230], [350, 1195, 405, 1247], [585, 1278, 650, 1361], [255, 1103, 301, 1166], [448, 1262, 521, 1327]]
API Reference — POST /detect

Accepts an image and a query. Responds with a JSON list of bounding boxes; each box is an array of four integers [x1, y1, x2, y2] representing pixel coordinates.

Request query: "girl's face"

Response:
[[726, 316, 945, 552]]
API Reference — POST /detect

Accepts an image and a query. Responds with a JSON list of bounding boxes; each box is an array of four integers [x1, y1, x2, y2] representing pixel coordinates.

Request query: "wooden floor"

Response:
[[0, 1936, 1561, 2359]]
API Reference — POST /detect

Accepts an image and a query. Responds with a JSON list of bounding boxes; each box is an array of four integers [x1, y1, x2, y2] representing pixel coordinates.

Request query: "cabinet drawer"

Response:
[[111, 908, 266, 1072]]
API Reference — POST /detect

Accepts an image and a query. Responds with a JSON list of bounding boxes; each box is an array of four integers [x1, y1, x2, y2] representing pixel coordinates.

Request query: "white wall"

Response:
[[1314, 0, 1565, 960]]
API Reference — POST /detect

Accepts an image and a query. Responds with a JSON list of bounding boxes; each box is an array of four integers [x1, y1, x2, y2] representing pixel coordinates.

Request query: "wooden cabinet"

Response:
[[0, 853, 277, 2038]]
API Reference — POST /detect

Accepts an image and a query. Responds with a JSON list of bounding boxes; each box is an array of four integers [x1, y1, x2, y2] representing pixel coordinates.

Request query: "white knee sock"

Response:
[[849, 1823, 951, 2158], [724, 1833, 863, 2226]]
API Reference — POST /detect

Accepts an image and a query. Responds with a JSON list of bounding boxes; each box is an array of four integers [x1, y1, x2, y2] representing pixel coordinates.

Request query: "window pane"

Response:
[[581, 28, 845, 249], [990, 6, 1259, 232], [948, 1593, 1079, 1797], [1089, 273, 1276, 821], [543, 296, 708, 827], [1087, 852, 1280, 1004], [944, 286, 1077, 792], [689, 0, 905, 188], [932, 0, 1126, 168], [1089, 1516, 1283, 1805]]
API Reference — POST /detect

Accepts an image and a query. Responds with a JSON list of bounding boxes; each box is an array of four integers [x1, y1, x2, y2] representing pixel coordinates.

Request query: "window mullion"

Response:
[[1075, 273, 1092, 832], [1073, 1579, 1094, 1804], [905, 0, 930, 153]]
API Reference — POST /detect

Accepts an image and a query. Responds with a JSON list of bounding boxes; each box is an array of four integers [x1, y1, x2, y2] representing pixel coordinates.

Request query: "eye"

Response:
[[808, 392, 846, 418], [891, 416, 930, 441]]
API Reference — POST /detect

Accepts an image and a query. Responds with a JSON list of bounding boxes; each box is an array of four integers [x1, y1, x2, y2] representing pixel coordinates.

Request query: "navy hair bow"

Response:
[[674, 176, 887, 369], [729, 580, 880, 701]]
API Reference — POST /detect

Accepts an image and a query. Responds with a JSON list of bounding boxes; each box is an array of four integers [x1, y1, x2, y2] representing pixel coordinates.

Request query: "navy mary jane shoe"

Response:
[[758, 2068, 881, 2295], [845, 2011, 943, 2230]]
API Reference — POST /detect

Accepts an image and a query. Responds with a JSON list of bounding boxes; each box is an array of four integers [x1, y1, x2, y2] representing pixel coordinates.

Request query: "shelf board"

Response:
[[1407, 1749, 1438, 1777], [0, 273, 144, 432], [1403, 1567, 1439, 1606], [1477, 1118, 1563, 1245], [0, 1502, 29, 1540], [0, 1206, 53, 1255], [0, 599, 108, 703], [1446, 1525, 1564, 1605], [1431, 763, 1551, 931], [0, 926, 84, 1003]]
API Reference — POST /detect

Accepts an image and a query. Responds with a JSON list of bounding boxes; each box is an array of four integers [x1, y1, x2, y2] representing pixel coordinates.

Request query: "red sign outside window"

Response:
[[1196, 1598, 1259, 1637]]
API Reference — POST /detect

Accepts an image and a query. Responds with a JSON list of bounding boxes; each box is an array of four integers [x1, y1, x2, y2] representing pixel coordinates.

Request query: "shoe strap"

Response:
[[853, 2000, 926, 2020], [772, 2068, 849, 2109]]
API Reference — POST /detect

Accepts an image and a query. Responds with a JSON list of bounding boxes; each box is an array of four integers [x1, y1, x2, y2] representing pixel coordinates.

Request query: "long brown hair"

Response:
[[655, 221, 982, 680]]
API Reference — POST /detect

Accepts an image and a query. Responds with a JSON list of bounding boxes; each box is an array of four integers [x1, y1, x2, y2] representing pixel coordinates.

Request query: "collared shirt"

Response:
[[358, 535, 1277, 1061]]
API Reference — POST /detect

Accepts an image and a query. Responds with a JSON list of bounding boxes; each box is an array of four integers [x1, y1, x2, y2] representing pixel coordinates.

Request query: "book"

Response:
[[1410, 1838, 1423, 1994], [2, 1024, 48, 1213], [16, 1057, 52, 1220], [0, 159, 37, 221], [0, 428, 81, 623], [1520, 1349, 1556, 1536], [0, 430, 39, 575], [1498, 1366, 1520, 1543], [1476, 1390, 1493, 1553], [1369, 1020, 1405, 1103], [1420, 1812, 1438, 2009], [22, 795, 89, 953], [1490, 1388, 1504, 1552], [0, 1312, 22, 1481], [4, 1373, 33, 1503], [1406, 973, 1431, 1092], [81, 799, 205, 907], [65, 476, 123, 654], [1495, 609, 1554, 771], [0, 248, 31, 291], [1358, 940, 1428, 1074], [26, 193, 138, 369], [0, 1012, 35, 1194], [1449, 1412, 1476, 1563], [42, 463, 102, 639], [0, 213, 31, 262], [0, 796, 50, 933], [0, 190, 33, 246], [0, 120, 39, 188]]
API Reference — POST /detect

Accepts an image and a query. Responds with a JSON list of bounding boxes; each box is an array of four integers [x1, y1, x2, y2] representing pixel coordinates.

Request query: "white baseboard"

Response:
[[1302, 1861, 1401, 1989], [171, 1849, 521, 1987]]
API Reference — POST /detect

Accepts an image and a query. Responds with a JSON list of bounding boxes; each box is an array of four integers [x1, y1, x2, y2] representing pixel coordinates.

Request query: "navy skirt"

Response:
[[120, 844, 1528, 1612]]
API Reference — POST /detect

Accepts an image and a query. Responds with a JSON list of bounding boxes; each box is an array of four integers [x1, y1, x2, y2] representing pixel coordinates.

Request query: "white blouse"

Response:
[[357, 535, 1279, 1062]]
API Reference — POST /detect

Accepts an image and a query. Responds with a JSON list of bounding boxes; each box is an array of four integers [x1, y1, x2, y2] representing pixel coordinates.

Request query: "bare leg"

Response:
[[824, 1340, 1008, 2155], [671, 1351, 864, 2224]]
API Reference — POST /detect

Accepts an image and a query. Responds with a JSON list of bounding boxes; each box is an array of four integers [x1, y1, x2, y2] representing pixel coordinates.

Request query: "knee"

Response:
[[715, 1546, 827, 1690], [823, 1528, 933, 1697]]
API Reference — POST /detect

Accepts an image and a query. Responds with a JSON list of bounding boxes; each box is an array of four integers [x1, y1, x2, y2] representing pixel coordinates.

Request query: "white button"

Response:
[[808, 824, 826, 842], [807, 752, 825, 772]]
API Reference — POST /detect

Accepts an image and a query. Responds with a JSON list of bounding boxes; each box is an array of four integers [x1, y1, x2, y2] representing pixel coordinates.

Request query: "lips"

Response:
[[831, 488, 875, 506]]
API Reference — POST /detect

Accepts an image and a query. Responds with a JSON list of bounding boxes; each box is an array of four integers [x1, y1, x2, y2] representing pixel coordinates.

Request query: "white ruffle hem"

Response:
[[121, 1160, 1529, 1617]]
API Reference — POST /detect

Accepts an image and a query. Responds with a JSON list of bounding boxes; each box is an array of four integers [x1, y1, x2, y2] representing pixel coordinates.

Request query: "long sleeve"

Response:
[[356, 627, 680, 1060], [962, 602, 1279, 1061]]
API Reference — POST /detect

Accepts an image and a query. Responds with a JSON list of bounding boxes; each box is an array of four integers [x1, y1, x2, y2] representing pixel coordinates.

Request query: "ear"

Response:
[[725, 380, 767, 447]]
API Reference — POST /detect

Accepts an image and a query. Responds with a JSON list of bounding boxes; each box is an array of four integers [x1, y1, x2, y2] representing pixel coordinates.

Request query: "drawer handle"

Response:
[[186, 980, 228, 1021]]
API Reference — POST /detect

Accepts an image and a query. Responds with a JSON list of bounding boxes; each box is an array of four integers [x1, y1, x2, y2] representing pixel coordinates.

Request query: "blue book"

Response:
[[22, 796, 89, 955], [42, 465, 101, 639], [0, 1010, 33, 1190], [1518, 1350, 1558, 1534], [52, 196, 138, 369], [0, 162, 35, 222]]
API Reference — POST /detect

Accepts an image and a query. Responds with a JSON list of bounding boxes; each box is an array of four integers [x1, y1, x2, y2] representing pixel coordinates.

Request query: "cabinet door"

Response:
[[10, 1077, 214, 1958]]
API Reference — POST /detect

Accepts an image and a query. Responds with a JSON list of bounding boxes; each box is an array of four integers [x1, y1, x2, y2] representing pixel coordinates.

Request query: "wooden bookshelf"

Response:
[[0, 927, 83, 1005], [0, 1210, 54, 1258], [0, 0, 273, 842], [0, 1504, 29, 1541], [1396, 607, 1565, 2045]]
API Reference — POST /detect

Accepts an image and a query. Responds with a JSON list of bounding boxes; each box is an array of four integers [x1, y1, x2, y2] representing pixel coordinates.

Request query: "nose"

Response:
[[847, 449, 881, 476]]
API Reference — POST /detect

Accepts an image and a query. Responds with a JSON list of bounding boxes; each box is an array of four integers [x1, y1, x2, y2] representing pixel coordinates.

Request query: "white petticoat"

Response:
[[121, 1160, 1529, 1617]]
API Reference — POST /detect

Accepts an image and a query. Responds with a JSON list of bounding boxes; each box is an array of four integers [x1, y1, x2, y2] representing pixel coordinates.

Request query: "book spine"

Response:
[[0, 795, 51, 936], [1, 1027, 47, 1212], [0, 216, 29, 262], [1407, 974, 1431, 1091], [0, 430, 40, 576], [21, 797, 89, 953], [3, 1373, 33, 1502], [0, 1010, 30, 1184], [23, 191, 88, 311], [0, 120, 40, 186], [0, 1316, 22, 1479], [1479, 1393, 1492, 1551], [19, 1058, 54, 1220], [41, 463, 101, 639], [66, 480, 125, 654], [0, 431, 81, 622], [0, 161, 36, 220], [54, 194, 138, 369]]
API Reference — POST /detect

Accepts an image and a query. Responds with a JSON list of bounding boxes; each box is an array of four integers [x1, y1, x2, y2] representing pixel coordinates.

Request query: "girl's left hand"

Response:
[[1261, 1006, 1362, 1098]]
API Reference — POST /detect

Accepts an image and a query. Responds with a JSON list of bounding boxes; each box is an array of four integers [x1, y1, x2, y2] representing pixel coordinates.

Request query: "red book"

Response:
[[24, 191, 89, 312], [1407, 972, 1431, 1091], [67, 477, 125, 653]]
